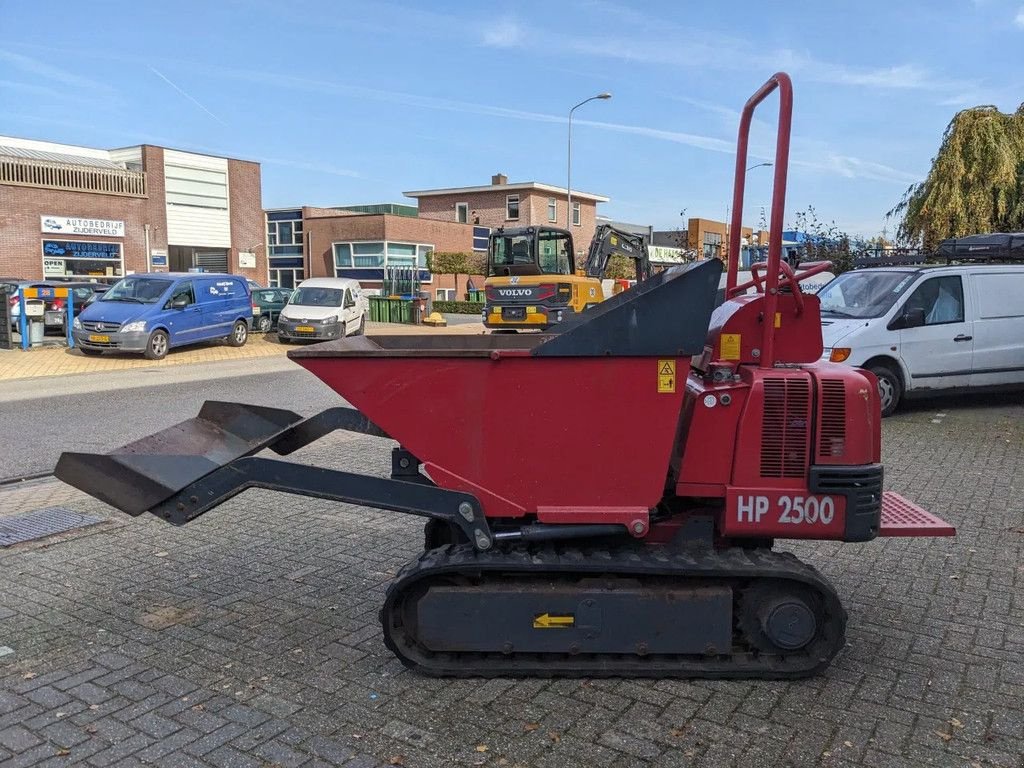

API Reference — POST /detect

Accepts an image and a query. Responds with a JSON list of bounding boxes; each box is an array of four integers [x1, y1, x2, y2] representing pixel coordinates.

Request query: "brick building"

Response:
[[264, 176, 609, 299], [265, 206, 480, 299], [685, 217, 769, 262], [0, 136, 264, 282], [404, 174, 609, 261]]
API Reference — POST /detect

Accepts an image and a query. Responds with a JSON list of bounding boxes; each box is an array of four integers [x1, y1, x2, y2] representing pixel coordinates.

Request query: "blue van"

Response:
[[72, 273, 252, 360]]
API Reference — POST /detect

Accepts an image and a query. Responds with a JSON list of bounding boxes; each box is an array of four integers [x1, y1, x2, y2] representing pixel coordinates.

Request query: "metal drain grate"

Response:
[[0, 507, 103, 547]]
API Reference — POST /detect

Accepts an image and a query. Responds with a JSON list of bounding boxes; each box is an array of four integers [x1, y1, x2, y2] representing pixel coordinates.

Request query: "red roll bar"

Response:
[[725, 72, 793, 369]]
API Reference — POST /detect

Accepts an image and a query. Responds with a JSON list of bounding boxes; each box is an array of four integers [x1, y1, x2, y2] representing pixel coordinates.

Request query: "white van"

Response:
[[276, 277, 368, 343], [817, 264, 1024, 415]]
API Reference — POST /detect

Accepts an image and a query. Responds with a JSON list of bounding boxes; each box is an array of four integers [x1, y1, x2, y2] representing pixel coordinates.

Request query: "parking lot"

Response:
[[0, 394, 1022, 768]]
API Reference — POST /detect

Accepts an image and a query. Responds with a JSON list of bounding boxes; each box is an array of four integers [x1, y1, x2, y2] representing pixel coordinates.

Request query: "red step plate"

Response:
[[878, 492, 955, 537]]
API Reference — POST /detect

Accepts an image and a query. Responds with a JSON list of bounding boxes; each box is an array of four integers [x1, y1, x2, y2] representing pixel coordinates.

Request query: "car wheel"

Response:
[[79, 348, 102, 357], [869, 364, 902, 417], [144, 330, 169, 361], [256, 315, 272, 333], [229, 320, 248, 347], [353, 314, 365, 336]]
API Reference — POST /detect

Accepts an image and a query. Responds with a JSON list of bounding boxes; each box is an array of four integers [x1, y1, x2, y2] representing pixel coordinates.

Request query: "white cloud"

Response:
[[792, 154, 920, 185], [1015, 6, 1024, 27], [0, 49, 114, 93], [480, 17, 524, 48]]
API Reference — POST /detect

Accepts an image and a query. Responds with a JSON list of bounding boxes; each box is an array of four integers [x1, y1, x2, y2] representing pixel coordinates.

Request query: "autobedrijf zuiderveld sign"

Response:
[[40, 216, 125, 237]]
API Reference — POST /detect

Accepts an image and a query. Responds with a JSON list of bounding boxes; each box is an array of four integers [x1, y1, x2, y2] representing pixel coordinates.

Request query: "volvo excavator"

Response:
[[56, 73, 955, 679], [483, 223, 650, 331]]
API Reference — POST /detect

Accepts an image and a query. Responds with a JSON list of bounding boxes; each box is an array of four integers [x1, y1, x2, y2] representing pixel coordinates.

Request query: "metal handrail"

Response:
[[725, 72, 793, 368]]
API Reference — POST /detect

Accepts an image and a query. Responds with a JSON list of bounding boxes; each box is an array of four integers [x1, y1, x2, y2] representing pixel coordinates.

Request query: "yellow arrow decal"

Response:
[[532, 613, 575, 629]]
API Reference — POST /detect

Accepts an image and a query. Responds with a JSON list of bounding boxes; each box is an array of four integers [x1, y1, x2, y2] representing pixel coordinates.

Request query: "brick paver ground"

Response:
[[0, 322, 486, 382], [0, 396, 1021, 767]]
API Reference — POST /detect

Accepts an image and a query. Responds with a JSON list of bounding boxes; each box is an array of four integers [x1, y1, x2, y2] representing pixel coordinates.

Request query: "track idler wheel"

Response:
[[739, 583, 820, 653]]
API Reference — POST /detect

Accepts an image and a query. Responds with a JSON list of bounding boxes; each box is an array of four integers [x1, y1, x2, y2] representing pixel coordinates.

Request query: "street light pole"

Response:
[[567, 92, 611, 230], [727, 162, 774, 261]]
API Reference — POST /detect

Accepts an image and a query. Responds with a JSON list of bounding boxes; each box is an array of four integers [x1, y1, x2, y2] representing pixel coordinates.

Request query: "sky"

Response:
[[1, 0, 1021, 239]]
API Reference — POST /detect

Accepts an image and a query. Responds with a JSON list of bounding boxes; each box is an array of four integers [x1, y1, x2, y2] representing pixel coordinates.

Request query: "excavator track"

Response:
[[381, 542, 846, 679]]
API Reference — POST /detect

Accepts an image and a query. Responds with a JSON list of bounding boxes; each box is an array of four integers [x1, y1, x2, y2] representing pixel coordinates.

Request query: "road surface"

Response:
[[0, 357, 343, 480]]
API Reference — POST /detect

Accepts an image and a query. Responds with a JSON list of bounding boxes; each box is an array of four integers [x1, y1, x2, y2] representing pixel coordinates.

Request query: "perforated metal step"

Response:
[[878, 492, 955, 537]]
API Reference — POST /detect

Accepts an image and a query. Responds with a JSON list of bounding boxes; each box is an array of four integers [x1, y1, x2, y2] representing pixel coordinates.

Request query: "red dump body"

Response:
[[294, 337, 687, 533]]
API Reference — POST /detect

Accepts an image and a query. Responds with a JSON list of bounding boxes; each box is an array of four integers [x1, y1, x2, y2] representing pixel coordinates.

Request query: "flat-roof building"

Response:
[[0, 135, 264, 282]]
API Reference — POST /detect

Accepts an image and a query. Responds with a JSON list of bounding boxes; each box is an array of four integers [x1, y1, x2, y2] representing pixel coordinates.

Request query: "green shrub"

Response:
[[433, 300, 484, 315]]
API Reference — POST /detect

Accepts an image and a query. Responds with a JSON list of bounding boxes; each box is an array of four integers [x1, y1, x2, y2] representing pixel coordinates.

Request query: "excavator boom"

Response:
[[584, 224, 652, 283]]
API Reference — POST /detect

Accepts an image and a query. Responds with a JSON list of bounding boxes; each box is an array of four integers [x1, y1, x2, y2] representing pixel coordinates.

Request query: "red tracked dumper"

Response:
[[56, 73, 954, 678]]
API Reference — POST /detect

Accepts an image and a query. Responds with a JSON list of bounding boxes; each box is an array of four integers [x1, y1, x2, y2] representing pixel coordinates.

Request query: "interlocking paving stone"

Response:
[[0, 395, 1020, 766]]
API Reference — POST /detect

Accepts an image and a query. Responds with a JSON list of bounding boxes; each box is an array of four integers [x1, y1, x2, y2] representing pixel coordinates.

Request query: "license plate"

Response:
[[88, 334, 110, 343], [502, 307, 526, 320], [295, 325, 315, 333]]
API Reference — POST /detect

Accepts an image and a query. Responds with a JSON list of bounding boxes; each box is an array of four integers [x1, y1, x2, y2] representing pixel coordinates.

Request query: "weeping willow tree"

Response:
[[889, 104, 1024, 250]]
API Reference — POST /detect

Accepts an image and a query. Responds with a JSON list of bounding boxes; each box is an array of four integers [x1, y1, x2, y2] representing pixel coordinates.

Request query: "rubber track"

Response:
[[380, 542, 847, 679]]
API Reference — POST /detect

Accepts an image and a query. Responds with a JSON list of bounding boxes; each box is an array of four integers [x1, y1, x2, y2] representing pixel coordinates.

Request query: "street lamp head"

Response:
[[597, 92, 612, 99]]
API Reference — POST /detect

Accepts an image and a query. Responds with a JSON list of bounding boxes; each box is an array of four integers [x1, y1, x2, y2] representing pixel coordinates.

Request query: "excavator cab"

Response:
[[487, 227, 574, 278], [483, 227, 598, 330]]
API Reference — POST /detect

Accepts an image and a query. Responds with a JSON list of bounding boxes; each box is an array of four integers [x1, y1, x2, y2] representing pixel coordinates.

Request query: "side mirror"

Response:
[[170, 296, 189, 310], [903, 307, 926, 328]]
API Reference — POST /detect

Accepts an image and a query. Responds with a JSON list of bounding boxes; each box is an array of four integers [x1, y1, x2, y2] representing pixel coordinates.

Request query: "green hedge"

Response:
[[433, 300, 484, 315]]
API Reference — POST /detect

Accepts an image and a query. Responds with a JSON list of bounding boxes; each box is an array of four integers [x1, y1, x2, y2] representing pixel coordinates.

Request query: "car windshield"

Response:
[[290, 287, 343, 306], [817, 270, 918, 319], [255, 290, 279, 303], [101, 277, 173, 304]]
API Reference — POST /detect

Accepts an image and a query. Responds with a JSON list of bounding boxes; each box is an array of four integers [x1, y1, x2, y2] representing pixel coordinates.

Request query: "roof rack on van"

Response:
[[852, 250, 930, 268], [935, 232, 1024, 263], [850, 233, 1024, 269]]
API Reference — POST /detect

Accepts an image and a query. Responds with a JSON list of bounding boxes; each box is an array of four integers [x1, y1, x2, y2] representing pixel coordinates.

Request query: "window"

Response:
[[352, 242, 385, 267], [291, 286, 344, 307], [436, 288, 456, 301], [903, 276, 964, 325], [548, 198, 557, 222], [269, 269, 302, 289], [103, 277, 173, 304], [472, 226, 490, 252], [488, 231, 572, 276], [166, 281, 195, 308], [456, 202, 469, 224], [506, 194, 520, 220], [702, 231, 722, 260], [572, 202, 581, 226], [387, 242, 417, 267], [334, 241, 435, 273], [538, 231, 573, 274], [267, 220, 303, 246], [417, 244, 433, 268], [333, 244, 352, 269], [819, 270, 917, 319], [165, 165, 227, 209]]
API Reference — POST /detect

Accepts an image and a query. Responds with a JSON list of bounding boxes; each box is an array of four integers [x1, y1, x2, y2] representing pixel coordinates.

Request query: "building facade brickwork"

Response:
[[0, 137, 265, 282]]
